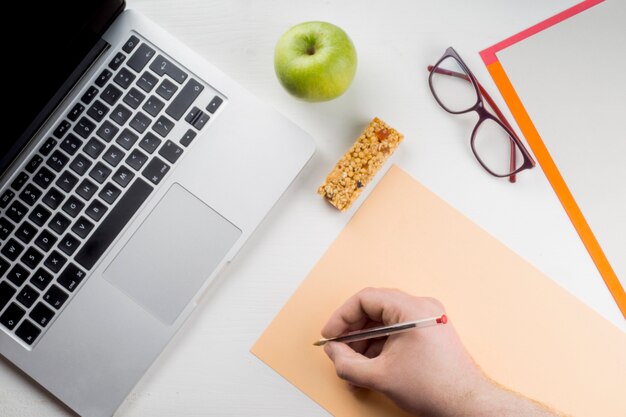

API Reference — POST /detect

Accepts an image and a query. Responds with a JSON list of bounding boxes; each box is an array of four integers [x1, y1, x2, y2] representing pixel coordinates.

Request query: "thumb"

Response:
[[324, 342, 382, 390]]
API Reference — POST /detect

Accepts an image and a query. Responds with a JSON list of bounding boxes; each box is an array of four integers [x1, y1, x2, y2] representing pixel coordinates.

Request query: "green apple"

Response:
[[274, 21, 357, 102]]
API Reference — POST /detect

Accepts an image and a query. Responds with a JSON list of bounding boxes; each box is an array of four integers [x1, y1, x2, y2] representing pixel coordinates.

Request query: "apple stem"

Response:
[[306, 45, 315, 55]]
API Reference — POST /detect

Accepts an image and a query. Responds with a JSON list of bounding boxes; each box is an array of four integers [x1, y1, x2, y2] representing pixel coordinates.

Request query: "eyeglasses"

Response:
[[427, 47, 535, 182]]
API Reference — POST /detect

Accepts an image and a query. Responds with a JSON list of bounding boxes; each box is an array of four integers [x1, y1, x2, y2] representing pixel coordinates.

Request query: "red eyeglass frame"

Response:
[[428, 47, 535, 182]]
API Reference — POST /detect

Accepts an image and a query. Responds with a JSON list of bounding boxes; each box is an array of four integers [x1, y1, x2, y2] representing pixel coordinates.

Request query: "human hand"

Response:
[[320, 288, 490, 417]]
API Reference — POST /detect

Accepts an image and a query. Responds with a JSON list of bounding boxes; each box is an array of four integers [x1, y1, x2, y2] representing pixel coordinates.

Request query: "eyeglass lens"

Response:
[[472, 119, 524, 176], [430, 57, 478, 113]]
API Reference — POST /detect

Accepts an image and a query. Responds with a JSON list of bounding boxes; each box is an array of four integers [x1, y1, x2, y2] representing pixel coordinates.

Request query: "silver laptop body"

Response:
[[0, 7, 314, 417]]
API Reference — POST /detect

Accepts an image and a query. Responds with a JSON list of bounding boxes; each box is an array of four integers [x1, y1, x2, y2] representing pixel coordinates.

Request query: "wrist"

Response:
[[456, 379, 558, 417], [446, 377, 500, 417]]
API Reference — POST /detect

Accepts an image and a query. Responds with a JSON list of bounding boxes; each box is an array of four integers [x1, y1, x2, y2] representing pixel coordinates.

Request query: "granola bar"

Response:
[[317, 117, 404, 211]]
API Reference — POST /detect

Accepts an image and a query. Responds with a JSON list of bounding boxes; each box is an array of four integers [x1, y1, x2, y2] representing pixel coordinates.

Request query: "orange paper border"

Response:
[[480, 0, 625, 319]]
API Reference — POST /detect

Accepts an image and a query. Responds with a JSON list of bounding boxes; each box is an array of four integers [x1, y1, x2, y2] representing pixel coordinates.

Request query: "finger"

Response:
[[349, 340, 368, 355], [363, 338, 386, 358], [321, 288, 405, 338], [324, 342, 382, 390], [348, 320, 384, 354]]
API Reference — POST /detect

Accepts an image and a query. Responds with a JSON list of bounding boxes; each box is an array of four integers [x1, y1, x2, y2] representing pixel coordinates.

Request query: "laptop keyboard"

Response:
[[0, 34, 224, 348]]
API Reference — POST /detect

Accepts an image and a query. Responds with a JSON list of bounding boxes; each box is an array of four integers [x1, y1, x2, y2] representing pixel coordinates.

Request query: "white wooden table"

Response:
[[2, 1, 623, 416]]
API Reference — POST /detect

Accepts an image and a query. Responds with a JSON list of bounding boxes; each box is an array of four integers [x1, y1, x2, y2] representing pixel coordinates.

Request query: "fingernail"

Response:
[[324, 343, 333, 358]]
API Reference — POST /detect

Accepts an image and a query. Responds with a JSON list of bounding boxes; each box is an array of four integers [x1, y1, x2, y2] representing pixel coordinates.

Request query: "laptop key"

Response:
[[192, 111, 209, 130], [76, 179, 98, 201], [60, 133, 83, 156], [108, 52, 126, 71], [75, 178, 153, 270], [153, 115, 175, 137], [7, 201, 28, 223], [44, 251, 67, 274], [0, 189, 15, 208], [74, 117, 96, 139], [159, 140, 183, 164], [56, 171, 79, 193], [57, 263, 86, 292], [123, 87, 146, 109], [19, 183, 42, 206], [85, 199, 107, 222], [112, 166, 135, 188], [46, 150, 69, 172], [72, 216, 94, 239], [39, 138, 58, 157], [128, 44, 155, 73], [0, 257, 10, 277], [53, 120, 71, 139], [116, 129, 139, 150], [81, 86, 99, 105], [89, 162, 112, 184], [67, 103, 85, 121], [129, 111, 151, 134], [11, 172, 29, 191], [43, 284, 68, 309], [137, 71, 158, 93], [122, 35, 140, 54], [42, 187, 65, 210], [21, 247, 44, 270], [110, 104, 133, 126], [87, 100, 110, 122], [29, 204, 52, 227], [29, 302, 54, 327], [33, 167, 56, 190], [150, 55, 188, 84], [180, 129, 196, 147], [25, 154, 44, 174], [15, 221, 37, 244], [61, 196, 85, 218], [16, 319, 41, 345], [156, 78, 178, 100], [58, 234, 80, 256], [49, 212, 71, 235], [101, 84, 123, 106], [206, 96, 224, 114], [114, 67, 136, 90], [0, 217, 15, 239], [185, 106, 200, 124], [99, 182, 121, 205], [30, 268, 54, 291], [139, 132, 161, 154], [16, 285, 39, 309], [142, 157, 170, 185], [7, 263, 29, 286], [35, 230, 58, 253], [142, 95, 165, 117], [2, 238, 24, 261], [69, 154, 93, 176], [96, 120, 119, 142], [103, 145, 125, 167], [0, 303, 25, 330], [0, 281, 17, 311], [84, 138, 106, 159], [95, 69, 113, 88], [165, 78, 203, 120]]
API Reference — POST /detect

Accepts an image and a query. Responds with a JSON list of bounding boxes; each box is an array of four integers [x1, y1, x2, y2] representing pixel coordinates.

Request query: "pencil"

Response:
[[313, 314, 447, 346]]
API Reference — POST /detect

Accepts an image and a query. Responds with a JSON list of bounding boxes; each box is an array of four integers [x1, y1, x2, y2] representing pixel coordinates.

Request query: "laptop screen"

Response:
[[1, 0, 124, 177]]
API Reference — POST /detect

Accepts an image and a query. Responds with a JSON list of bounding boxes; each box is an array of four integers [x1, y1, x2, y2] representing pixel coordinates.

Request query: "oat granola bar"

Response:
[[317, 117, 404, 211]]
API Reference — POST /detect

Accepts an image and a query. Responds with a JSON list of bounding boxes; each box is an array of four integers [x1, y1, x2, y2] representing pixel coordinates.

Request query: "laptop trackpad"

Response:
[[103, 183, 241, 325]]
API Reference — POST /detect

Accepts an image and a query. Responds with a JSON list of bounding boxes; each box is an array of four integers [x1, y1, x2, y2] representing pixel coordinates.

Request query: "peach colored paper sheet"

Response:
[[251, 165, 626, 417]]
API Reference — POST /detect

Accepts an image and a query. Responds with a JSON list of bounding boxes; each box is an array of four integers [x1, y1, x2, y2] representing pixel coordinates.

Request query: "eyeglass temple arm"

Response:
[[427, 65, 524, 182]]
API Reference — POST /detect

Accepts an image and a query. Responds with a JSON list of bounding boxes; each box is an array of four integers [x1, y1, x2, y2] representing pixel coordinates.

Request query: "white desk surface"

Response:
[[2, 1, 623, 416]]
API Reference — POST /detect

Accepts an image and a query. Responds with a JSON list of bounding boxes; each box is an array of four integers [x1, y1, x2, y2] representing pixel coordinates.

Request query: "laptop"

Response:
[[0, 1, 314, 416]]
